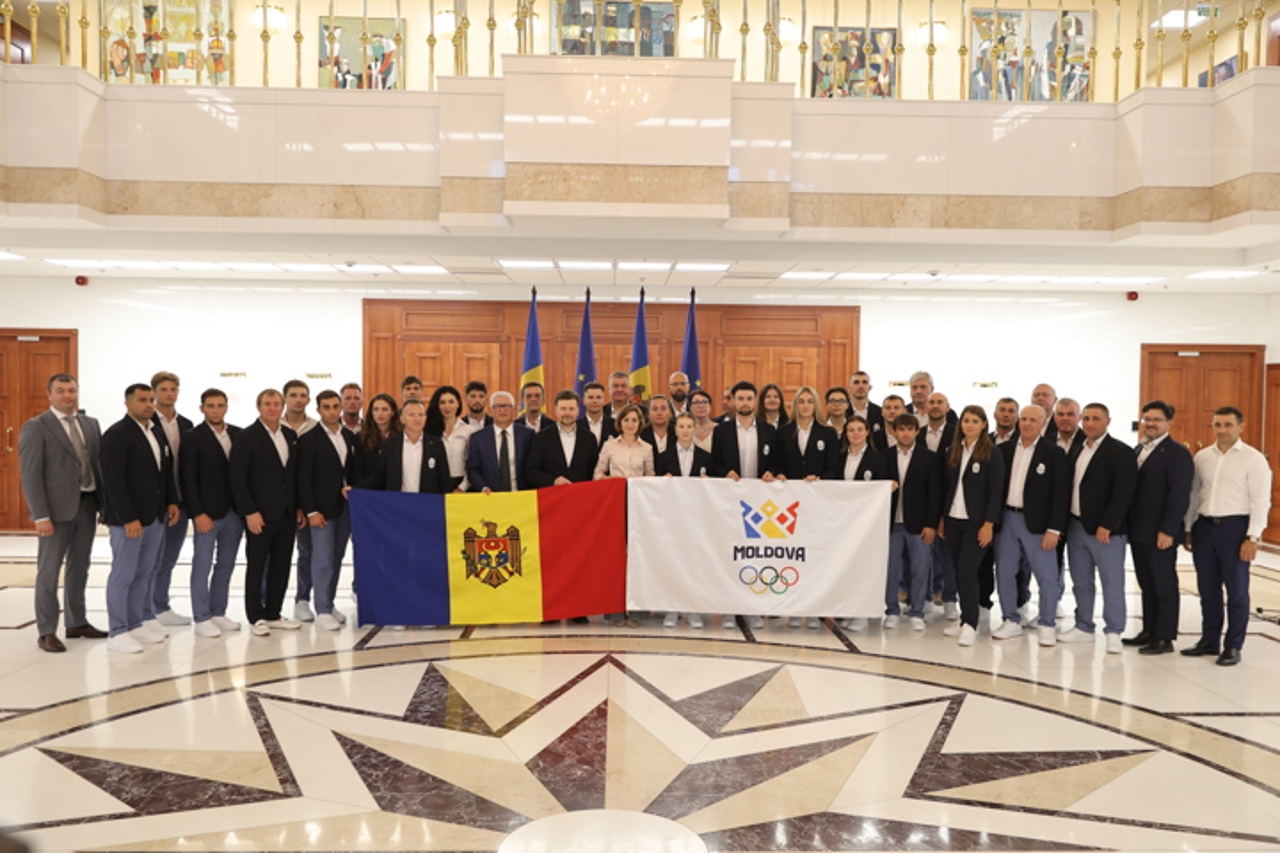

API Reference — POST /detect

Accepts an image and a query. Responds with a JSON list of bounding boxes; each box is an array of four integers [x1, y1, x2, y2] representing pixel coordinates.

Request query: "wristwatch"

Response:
[[1247, 535, 1261, 544]]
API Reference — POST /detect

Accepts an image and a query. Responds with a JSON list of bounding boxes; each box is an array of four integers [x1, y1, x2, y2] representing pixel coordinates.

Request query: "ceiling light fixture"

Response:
[[674, 262, 731, 272], [834, 272, 890, 281], [498, 259, 556, 269], [617, 262, 672, 271], [1186, 270, 1262, 280], [780, 271, 832, 281], [393, 264, 450, 275], [557, 261, 614, 271]]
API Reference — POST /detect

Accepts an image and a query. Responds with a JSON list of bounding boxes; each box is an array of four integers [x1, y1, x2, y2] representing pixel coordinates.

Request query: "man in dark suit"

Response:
[[885, 413, 943, 631], [229, 388, 301, 637], [578, 382, 616, 447], [358, 398, 452, 494], [466, 391, 534, 493], [181, 388, 244, 638], [871, 395, 906, 452], [921, 392, 958, 619], [1049, 398, 1086, 452], [148, 370, 195, 630], [711, 381, 779, 482], [19, 373, 106, 653], [905, 371, 958, 427], [526, 390, 599, 487], [101, 383, 180, 654], [993, 405, 1070, 646], [1123, 400, 1193, 655], [1060, 402, 1137, 653], [991, 397, 1020, 445], [848, 371, 884, 436], [298, 390, 358, 632], [518, 381, 555, 433], [462, 380, 494, 429]]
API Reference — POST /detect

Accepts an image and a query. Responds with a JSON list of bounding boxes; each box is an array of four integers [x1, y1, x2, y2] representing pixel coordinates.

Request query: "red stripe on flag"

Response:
[[538, 479, 628, 621]]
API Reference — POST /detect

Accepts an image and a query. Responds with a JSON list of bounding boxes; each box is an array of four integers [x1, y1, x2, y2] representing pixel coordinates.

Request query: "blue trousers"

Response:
[[888, 523, 932, 618], [1066, 518, 1128, 635], [190, 514, 244, 622], [930, 537, 957, 602], [149, 510, 189, 617], [107, 520, 166, 637], [1190, 516, 1251, 651], [310, 512, 351, 616], [995, 509, 1060, 627], [294, 523, 313, 603]]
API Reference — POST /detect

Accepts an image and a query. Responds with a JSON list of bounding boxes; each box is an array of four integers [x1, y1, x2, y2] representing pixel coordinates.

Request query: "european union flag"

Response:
[[573, 288, 595, 397]]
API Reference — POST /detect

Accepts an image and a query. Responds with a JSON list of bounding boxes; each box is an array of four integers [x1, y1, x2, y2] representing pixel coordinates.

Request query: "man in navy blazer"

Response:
[[100, 383, 180, 654], [148, 371, 196, 630], [229, 389, 300, 636], [711, 381, 779, 481], [526, 391, 600, 487], [358, 399, 452, 494], [466, 391, 534, 493], [1123, 401, 1193, 654], [1061, 403, 1137, 652], [181, 389, 244, 638], [298, 390, 359, 631], [885, 413, 943, 629], [993, 405, 1070, 645]]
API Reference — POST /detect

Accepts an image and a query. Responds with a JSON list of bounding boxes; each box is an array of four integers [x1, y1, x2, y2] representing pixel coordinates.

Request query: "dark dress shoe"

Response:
[[1121, 631, 1153, 647], [1139, 639, 1174, 655], [38, 634, 67, 653], [66, 624, 108, 639], [570, 617, 590, 624], [1216, 648, 1241, 666], [1180, 641, 1220, 657]]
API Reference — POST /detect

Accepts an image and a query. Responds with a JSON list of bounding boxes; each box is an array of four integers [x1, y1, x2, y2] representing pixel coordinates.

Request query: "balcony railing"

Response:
[[0, 0, 1273, 99]]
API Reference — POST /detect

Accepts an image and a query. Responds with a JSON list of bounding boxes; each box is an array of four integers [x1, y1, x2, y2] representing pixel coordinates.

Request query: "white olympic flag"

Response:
[[626, 478, 891, 617]]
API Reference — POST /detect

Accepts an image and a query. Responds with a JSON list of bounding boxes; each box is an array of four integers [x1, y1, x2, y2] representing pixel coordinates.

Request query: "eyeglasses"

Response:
[[491, 403, 514, 410]]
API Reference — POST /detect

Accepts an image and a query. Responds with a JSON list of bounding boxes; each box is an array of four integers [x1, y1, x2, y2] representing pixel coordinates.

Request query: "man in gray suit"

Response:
[[19, 373, 106, 653]]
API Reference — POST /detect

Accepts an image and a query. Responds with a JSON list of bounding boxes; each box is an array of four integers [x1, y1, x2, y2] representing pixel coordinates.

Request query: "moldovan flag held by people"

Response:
[[348, 479, 627, 625]]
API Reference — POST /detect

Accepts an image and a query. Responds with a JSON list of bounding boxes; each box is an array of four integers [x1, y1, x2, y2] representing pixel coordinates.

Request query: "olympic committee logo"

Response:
[[739, 499, 800, 539], [739, 565, 800, 594]]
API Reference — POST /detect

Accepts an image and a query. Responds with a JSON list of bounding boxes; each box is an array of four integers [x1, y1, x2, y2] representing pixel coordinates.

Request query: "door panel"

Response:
[[1141, 345, 1263, 455]]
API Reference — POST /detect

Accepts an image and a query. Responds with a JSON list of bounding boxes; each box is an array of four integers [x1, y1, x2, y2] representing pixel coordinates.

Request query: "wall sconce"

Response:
[[915, 19, 948, 45], [687, 14, 704, 43], [254, 3, 288, 31], [776, 16, 798, 46], [435, 8, 457, 37]]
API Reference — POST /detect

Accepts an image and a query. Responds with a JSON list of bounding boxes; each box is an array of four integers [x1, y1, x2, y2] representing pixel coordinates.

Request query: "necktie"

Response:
[[65, 416, 94, 490], [498, 429, 512, 492]]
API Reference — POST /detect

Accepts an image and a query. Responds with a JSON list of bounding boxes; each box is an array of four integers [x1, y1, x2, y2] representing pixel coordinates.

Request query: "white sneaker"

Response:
[[910, 616, 926, 631], [293, 601, 315, 622], [688, 614, 704, 629], [331, 608, 348, 625], [1057, 602, 1069, 619], [251, 619, 271, 636], [883, 615, 900, 629], [1057, 627, 1094, 643], [107, 633, 144, 654], [807, 617, 822, 629], [992, 620, 1024, 640], [748, 615, 765, 630], [1017, 603, 1030, 622], [722, 615, 737, 630], [663, 612, 679, 628], [143, 618, 170, 638], [943, 601, 960, 621], [266, 617, 301, 630], [130, 626, 163, 645], [193, 620, 222, 638], [1038, 626, 1057, 647], [1105, 634, 1124, 654], [847, 617, 868, 632], [211, 616, 241, 632], [315, 613, 342, 631], [978, 607, 992, 630], [788, 616, 802, 629], [943, 623, 962, 637], [958, 624, 977, 646], [155, 609, 191, 627]]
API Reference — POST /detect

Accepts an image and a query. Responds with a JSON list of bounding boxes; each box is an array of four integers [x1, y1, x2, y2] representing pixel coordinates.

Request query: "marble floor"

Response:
[[2, 535, 1280, 853]]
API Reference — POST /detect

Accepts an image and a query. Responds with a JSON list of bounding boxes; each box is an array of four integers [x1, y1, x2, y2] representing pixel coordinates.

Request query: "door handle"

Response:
[[4, 426, 12, 452]]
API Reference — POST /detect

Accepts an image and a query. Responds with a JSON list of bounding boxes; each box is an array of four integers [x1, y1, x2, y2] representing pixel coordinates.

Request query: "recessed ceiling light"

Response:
[[1105, 276, 1166, 285], [393, 264, 450, 275], [278, 263, 339, 273], [0, 251, 24, 261], [343, 264, 392, 274], [1186, 270, 1262, 280], [888, 273, 935, 282], [781, 271, 832, 281], [1045, 276, 1100, 285], [617, 261, 672, 271], [942, 274, 996, 283], [834, 272, 890, 281], [166, 261, 225, 271], [675, 262, 731, 272], [557, 261, 614, 271], [996, 275, 1050, 283], [45, 259, 110, 269], [106, 260, 169, 271], [221, 262, 280, 273], [498, 259, 555, 269]]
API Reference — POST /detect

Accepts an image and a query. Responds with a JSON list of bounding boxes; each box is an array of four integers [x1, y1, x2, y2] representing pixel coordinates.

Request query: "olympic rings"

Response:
[[739, 565, 800, 594]]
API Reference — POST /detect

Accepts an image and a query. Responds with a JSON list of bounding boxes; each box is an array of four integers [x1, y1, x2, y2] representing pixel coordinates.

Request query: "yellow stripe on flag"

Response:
[[446, 491, 543, 624]]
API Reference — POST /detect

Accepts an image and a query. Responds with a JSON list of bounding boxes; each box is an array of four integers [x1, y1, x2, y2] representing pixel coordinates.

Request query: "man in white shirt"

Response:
[[1182, 406, 1273, 666], [519, 381, 552, 432], [578, 382, 614, 447], [148, 371, 194, 629], [992, 397, 1019, 445], [298, 391, 357, 631], [607, 371, 633, 419], [667, 372, 690, 415], [282, 379, 320, 623], [1052, 398, 1083, 452], [462, 381, 493, 428], [848, 371, 883, 436], [340, 382, 363, 434]]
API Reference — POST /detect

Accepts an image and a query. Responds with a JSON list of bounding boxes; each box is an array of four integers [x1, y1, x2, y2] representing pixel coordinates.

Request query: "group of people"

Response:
[[19, 367, 1271, 665]]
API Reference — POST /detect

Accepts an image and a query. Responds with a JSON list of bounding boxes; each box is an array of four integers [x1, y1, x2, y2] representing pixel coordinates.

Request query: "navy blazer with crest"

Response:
[[999, 435, 1070, 535], [711, 419, 779, 478], [180, 422, 241, 521], [229, 420, 298, 522], [1068, 433, 1137, 536], [100, 415, 177, 527], [838, 444, 891, 483], [655, 441, 714, 477], [941, 441, 1007, 526], [887, 443, 943, 534], [359, 432, 452, 493], [297, 425, 358, 519], [776, 420, 840, 481]]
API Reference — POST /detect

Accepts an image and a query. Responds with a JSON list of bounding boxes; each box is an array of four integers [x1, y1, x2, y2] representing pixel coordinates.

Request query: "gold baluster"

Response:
[[1234, 0, 1246, 72], [1020, 0, 1031, 101], [1179, 0, 1189, 86], [1055, 0, 1065, 100], [673, 0, 681, 55], [127, 1, 136, 83], [991, 0, 1001, 100], [798, 0, 807, 92], [28, 1, 39, 64], [739, 0, 748, 80], [894, 0, 903, 97], [1205, 6, 1217, 87], [1154, 0, 1164, 86], [1253, 0, 1264, 73], [57, 0, 69, 64], [98, 0, 108, 79], [1133, 0, 1144, 92], [79, 0, 89, 69], [193, 8, 202, 84], [260, 0, 270, 87], [293, 0, 302, 88], [161, 0, 169, 84], [1087, 0, 1096, 100], [2, 0, 13, 66], [927, 0, 937, 99], [958, 0, 968, 99], [1111, 0, 1121, 101], [633, 0, 641, 56], [227, 0, 235, 84]]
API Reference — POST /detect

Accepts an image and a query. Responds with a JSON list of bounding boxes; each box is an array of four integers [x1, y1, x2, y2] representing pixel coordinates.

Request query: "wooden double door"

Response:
[[0, 330, 79, 531]]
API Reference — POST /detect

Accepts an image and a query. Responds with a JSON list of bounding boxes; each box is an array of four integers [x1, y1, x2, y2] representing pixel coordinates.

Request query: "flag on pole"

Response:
[[680, 287, 702, 389], [573, 288, 596, 397], [629, 287, 652, 402], [520, 287, 545, 410]]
